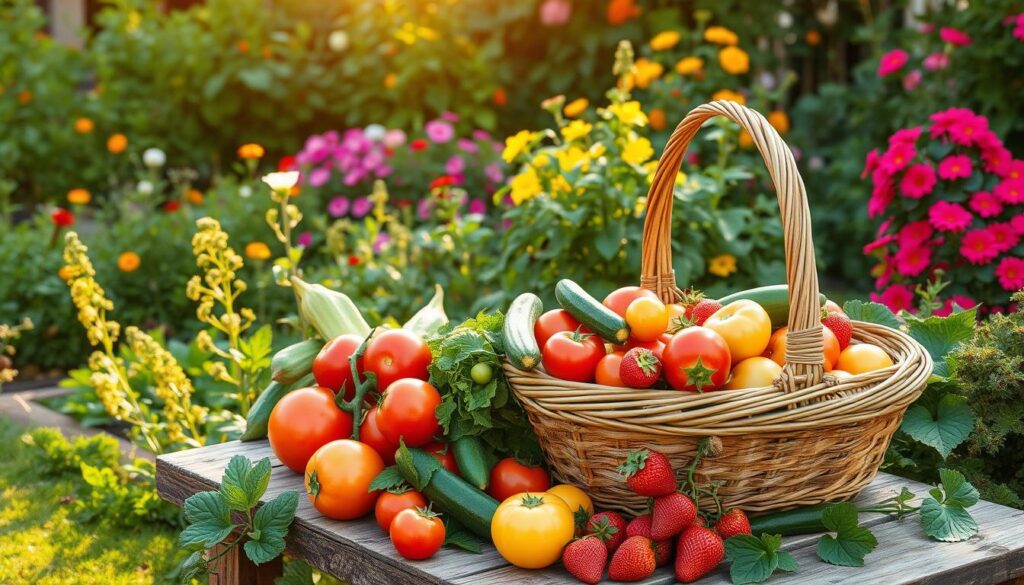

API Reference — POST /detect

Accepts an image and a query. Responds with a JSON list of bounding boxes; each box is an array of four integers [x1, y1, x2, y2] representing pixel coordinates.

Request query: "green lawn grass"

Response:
[[0, 419, 182, 585]]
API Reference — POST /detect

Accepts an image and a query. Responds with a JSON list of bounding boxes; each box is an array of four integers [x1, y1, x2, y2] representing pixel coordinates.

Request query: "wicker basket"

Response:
[[504, 101, 932, 516]]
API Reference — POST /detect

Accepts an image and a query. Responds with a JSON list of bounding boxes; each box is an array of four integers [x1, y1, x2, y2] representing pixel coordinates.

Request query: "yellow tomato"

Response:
[[625, 297, 669, 342], [725, 357, 782, 389], [836, 344, 894, 374], [547, 484, 594, 533], [492, 492, 575, 569], [703, 300, 772, 361]]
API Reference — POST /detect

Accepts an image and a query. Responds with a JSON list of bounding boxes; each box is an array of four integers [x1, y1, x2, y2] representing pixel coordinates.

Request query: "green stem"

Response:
[[336, 329, 378, 440]]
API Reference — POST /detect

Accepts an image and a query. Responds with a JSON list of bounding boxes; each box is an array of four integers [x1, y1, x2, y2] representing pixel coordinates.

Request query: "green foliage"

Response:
[[899, 394, 974, 460], [919, 469, 980, 542], [816, 503, 878, 567], [20, 427, 121, 476], [724, 533, 798, 585]]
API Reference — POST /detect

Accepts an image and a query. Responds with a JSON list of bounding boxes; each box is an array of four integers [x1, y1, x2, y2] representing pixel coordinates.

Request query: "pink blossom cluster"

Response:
[[862, 108, 1024, 314], [877, 25, 973, 91], [1007, 13, 1024, 41], [296, 127, 399, 188]]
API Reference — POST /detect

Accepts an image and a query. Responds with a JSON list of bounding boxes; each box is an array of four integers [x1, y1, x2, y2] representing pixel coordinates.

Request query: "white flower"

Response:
[[143, 147, 166, 168], [757, 72, 777, 90], [239, 185, 253, 198], [328, 30, 349, 52], [809, 156, 825, 170], [137, 180, 154, 195], [262, 171, 300, 193], [777, 11, 793, 28], [364, 124, 386, 142]]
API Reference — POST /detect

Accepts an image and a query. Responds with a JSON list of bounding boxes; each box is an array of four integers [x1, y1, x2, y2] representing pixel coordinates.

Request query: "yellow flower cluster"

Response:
[[708, 254, 738, 277], [606, 101, 648, 127], [627, 59, 664, 90], [503, 130, 535, 163], [126, 326, 206, 446], [63, 232, 119, 348], [622, 136, 654, 165], [186, 218, 255, 343], [0, 318, 32, 384], [719, 46, 749, 75]]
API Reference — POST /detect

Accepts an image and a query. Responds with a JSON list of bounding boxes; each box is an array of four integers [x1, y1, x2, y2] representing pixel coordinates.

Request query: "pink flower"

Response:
[[539, 0, 572, 26], [308, 167, 331, 187], [424, 120, 455, 144], [297, 231, 313, 247], [903, 70, 922, 91], [996, 257, 1024, 291], [923, 52, 949, 70], [484, 162, 504, 184], [895, 244, 932, 276], [960, 228, 1000, 264], [899, 221, 934, 246], [995, 178, 1024, 204], [383, 129, 407, 149], [937, 154, 973, 180], [899, 164, 936, 198], [1005, 160, 1024, 180], [863, 233, 896, 254], [1011, 214, 1024, 235], [445, 155, 465, 175], [468, 198, 487, 215], [929, 201, 973, 232], [968, 192, 1003, 218], [929, 107, 973, 139], [933, 294, 977, 317], [989, 222, 1020, 253], [983, 146, 1013, 176], [868, 181, 895, 218], [949, 114, 989, 146], [940, 27, 972, 46], [889, 127, 922, 146], [456, 138, 479, 154], [880, 142, 916, 174], [351, 197, 372, 218], [327, 196, 350, 217], [870, 284, 916, 313], [878, 49, 909, 77], [861, 148, 881, 179], [373, 233, 392, 253]]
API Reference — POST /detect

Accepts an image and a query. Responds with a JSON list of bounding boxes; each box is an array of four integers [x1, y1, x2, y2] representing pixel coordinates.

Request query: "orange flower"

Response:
[[18, 90, 32, 105], [107, 133, 128, 154], [117, 251, 141, 272], [563, 98, 588, 118], [768, 110, 790, 134], [384, 73, 397, 89], [237, 143, 265, 160], [738, 129, 754, 149], [649, 108, 667, 131], [712, 89, 746, 105], [704, 26, 739, 46], [630, 58, 664, 89], [289, 185, 301, 198], [74, 117, 94, 134], [493, 87, 507, 107], [806, 30, 822, 46], [607, 0, 641, 25], [67, 189, 91, 205], [261, 46, 273, 59], [237, 40, 250, 53], [675, 56, 704, 76], [187, 189, 205, 205], [650, 31, 681, 51], [58, 266, 73, 281], [245, 241, 271, 260], [718, 46, 749, 75]]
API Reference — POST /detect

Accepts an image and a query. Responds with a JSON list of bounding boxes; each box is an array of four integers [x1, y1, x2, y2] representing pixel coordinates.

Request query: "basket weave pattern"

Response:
[[505, 101, 932, 515]]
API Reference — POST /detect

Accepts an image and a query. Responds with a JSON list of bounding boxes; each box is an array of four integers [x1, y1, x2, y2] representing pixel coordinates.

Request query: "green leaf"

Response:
[[180, 491, 235, 550], [842, 300, 901, 330], [725, 533, 797, 585], [816, 503, 878, 567], [938, 468, 980, 509], [906, 308, 978, 378], [899, 394, 974, 459], [177, 550, 209, 583], [369, 466, 406, 492], [244, 491, 299, 564], [221, 456, 272, 510], [444, 518, 483, 553], [920, 469, 980, 542]]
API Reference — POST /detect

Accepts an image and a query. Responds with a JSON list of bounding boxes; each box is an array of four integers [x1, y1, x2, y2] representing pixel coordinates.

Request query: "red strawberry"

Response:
[[586, 511, 628, 552], [651, 492, 697, 540], [822, 311, 853, 349], [714, 508, 751, 539], [653, 538, 673, 567], [626, 513, 652, 538], [562, 536, 608, 584], [675, 525, 725, 583], [690, 299, 722, 326], [617, 449, 676, 497], [607, 536, 657, 582], [619, 348, 662, 388]]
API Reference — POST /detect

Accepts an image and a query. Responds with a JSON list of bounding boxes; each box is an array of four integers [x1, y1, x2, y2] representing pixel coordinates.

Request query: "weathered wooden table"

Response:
[[157, 440, 1024, 585]]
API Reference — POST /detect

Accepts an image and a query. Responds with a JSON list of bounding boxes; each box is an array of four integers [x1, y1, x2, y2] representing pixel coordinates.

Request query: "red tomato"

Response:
[[424, 441, 460, 475], [364, 329, 432, 391], [595, 352, 626, 387], [359, 408, 398, 465], [488, 458, 550, 502], [541, 330, 605, 382], [661, 327, 731, 391], [305, 439, 384, 520], [377, 378, 442, 447], [603, 286, 658, 318], [312, 334, 364, 400], [375, 489, 427, 531], [614, 338, 666, 360], [390, 508, 445, 560], [534, 309, 585, 349], [268, 386, 353, 473]]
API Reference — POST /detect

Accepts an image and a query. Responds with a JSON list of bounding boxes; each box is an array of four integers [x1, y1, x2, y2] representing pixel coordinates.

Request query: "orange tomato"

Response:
[[305, 439, 384, 520], [835, 344, 893, 374], [665, 303, 687, 332], [764, 326, 841, 370], [595, 352, 626, 387], [625, 297, 669, 342], [603, 286, 658, 318], [725, 357, 782, 389]]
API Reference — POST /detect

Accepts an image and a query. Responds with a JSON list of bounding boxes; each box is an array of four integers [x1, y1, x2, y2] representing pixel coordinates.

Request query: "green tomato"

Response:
[[470, 363, 492, 385]]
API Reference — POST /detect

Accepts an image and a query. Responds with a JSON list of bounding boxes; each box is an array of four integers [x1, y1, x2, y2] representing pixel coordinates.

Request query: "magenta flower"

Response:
[[870, 284, 916, 313], [937, 154, 973, 180], [968, 192, 1003, 218], [297, 231, 313, 247], [929, 201, 973, 232], [351, 197, 372, 218], [328, 196, 350, 217], [889, 127, 922, 146], [989, 222, 1020, 253], [484, 162, 504, 184], [903, 70, 922, 91], [468, 198, 487, 215], [424, 120, 455, 144], [995, 256, 1024, 291], [863, 233, 896, 254], [1011, 213, 1024, 235], [861, 148, 881, 179], [878, 49, 909, 77], [440, 112, 460, 123], [898, 221, 934, 246], [539, 0, 572, 26], [880, 142, 916, 174], [417, 198, 433, 220], [456, 138, 479, 154], [894, 244, 932, 277], [949, 113, 989, 146], [960, 228, 999, 265], [308, 167, 331, 187], [923, 52, 949, 70], [940, 27, 972, 46], [445, 155, 466, 175], [899, 164, 936, 198], [929, 107, 973, 139], [934, 295, 977, 317], [995, 178, 1024, 204], [983, 145, 1013, 175], [868, 181, 894, 218], [373, 233, 391, 253]]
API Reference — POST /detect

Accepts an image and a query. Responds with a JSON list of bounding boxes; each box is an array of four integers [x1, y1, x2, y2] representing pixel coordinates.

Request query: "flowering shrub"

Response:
[[863, 108, 1024, 314]]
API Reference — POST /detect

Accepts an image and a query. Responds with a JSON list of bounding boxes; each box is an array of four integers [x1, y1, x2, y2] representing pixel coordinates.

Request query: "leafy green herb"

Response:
[[368, 466, 407, 493], [900, 394, 974, 459], [725, 533, 798, 584], [816, 503, 878, 567], [920, 469, 980, 542]]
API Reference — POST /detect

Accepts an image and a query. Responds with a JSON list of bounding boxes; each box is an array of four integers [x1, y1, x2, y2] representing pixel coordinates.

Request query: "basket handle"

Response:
[[640, 100, 824, 391]]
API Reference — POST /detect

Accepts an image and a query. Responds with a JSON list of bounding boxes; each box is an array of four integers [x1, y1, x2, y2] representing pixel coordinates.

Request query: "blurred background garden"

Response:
[[1, 0, 1023, 583]]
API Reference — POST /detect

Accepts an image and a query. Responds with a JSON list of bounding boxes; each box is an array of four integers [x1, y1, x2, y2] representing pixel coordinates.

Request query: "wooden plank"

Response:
[[209, 538, 282, 585]]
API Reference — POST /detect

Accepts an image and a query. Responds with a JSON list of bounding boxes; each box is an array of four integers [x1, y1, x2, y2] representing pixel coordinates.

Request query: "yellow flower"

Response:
[[606, 101, 648, 127], [738, 129, 754, 149], [74, 117, 94, 134], [708, 254, 738, 277], [551, 175, 572, 196], [417, 26, 439, 41], [675, 56, 704, 76], [117, 251, 141, 272], [589, 143, 607, 159], [502, 130, 534, 163], [563, 98, 588, 118], [67, 188, 91, 205], [245, 241, 271, 260], [768, 110, 790, 134], [650, 31, 681, 51], [187, 189, 205, 205], [630, 58, 664, 89], [704, 26, 739, 45], [237, 143, 265, 160], [510, 166, 542, 205], [107, 133, 128, 154], [556, 146, 590, 172], [384, 73, 397, 89], [561, 120, 593, 142], [718, 46, 749, 75], [712, 89, 746, 105], [622, 137, 654, 165], [531, 153, 551, 167]]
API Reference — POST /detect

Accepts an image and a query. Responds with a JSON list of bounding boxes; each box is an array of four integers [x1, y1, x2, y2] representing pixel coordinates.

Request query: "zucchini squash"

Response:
[[554, 279, 630, 344], [504, 293, 542, 369], [718, 285, 829, 329]]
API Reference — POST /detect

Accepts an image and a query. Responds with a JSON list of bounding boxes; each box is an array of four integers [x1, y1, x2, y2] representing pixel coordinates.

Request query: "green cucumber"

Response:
[[717, 285, 829, 329], [452, 436, 492, 491], [504, 293, 543, 369], [271, 339, 322, 384], [396, 445, 498, 540], [748, 504, 830, 536], [240, 373, 314, 441], [555, 279, 630, 344]]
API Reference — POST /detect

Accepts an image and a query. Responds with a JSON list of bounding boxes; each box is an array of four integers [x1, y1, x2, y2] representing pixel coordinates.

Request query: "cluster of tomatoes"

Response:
[[540, 286, 895, 391]]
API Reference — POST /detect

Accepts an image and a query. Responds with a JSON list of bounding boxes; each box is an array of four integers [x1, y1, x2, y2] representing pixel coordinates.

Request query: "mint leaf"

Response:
[[369, 466, 407, 493], [900, 394, 974, 459], [842, 300, 901, 330], [444, 518, 483, 553], [244, 490, 298, 564], [180, 491, 235, 550], [222, 456, 272, 510], [816, 503, 878, 567], [725, 533, 797, 585], [920, 469, 979, 542], [906, 308, 977, 378]]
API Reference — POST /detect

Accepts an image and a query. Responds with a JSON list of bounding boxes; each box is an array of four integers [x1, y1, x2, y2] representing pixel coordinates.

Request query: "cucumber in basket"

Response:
[[718, 284, 829, 329], [504, 293, 542, 370], [555, 279, 630, 344]]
